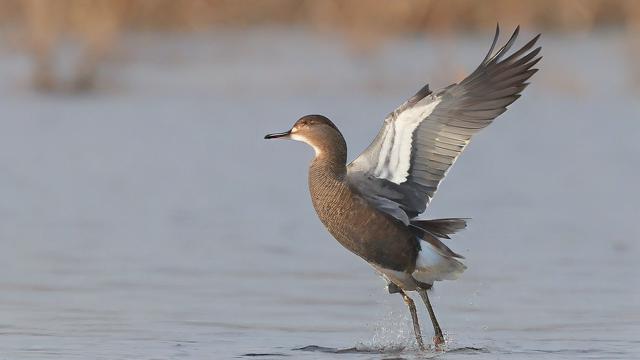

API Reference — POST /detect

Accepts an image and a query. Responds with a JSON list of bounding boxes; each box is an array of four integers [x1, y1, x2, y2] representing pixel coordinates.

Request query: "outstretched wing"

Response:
[[347, 25, 541, 223]]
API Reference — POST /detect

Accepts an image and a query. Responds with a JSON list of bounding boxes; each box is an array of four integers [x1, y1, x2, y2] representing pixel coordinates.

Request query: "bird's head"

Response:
[[264, 114, 344, 157]]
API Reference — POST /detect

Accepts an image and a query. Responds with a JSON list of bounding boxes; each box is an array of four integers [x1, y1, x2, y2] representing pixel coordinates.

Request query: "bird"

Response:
[[264, 25, 541, 350]]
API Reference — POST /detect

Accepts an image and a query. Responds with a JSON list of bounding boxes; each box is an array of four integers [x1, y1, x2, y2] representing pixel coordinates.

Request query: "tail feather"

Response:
[[410, 218, 469, 239], [413, 240, 467, 284], [410, 218, 468, 259], [416, 230, 465, 259], [410, 217, 469, 285]]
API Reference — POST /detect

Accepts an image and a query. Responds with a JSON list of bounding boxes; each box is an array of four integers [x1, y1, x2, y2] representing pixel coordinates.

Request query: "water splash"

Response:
[[356, 310, 417, 352]]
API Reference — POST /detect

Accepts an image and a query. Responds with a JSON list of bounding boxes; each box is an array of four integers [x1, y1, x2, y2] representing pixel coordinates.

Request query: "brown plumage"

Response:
[[265, 25, 541, 350], [304, 117, 420, 273]]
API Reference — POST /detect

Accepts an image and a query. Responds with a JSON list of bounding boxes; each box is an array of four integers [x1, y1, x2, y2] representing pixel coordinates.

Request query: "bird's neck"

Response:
[[307, 132, 348, 217], [308, 132, 348, 179]]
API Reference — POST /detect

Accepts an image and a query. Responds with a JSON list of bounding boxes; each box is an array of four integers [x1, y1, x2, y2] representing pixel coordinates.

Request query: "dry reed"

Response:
[[0, 0, 638, 91]]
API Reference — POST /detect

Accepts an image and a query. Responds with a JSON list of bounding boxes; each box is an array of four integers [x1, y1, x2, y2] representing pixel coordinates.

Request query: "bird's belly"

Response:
[[370, 263, 420, 291]]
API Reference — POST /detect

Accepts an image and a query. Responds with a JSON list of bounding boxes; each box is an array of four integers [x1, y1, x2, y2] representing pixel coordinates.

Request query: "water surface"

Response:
[[0, 29, 638, 359]]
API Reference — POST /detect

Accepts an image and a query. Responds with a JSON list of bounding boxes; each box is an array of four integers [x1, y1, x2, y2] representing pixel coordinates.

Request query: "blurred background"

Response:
[[0, 1, 638, 359]]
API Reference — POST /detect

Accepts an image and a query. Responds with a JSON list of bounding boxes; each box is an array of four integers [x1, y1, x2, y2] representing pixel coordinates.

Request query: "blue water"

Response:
[[0, 29, 638, 359]]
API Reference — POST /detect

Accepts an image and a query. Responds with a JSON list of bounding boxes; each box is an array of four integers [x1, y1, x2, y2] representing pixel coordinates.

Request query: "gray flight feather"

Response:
[[347, 25, 541, 223]]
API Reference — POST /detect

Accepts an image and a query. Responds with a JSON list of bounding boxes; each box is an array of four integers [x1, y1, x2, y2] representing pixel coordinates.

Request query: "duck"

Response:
[[265, 25, 541, 350]]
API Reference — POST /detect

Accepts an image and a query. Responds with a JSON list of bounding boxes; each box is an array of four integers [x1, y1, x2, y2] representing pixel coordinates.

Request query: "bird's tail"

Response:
[[410, 218, 469, 239], [410, 218, 469, 285]]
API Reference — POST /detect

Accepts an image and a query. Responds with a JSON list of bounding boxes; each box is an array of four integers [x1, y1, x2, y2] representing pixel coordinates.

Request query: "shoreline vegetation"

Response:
[[3, 0, 640, 32], [1, 0, 638, 92]]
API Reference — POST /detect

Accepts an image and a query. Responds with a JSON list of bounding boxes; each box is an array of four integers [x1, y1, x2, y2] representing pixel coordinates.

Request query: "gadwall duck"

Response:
[[265, 25, 541, 350]]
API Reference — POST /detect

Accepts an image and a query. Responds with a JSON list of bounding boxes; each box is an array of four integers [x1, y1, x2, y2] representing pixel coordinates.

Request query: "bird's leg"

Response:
[[398, 289, 425, 351], [417, 289, 445, 348]]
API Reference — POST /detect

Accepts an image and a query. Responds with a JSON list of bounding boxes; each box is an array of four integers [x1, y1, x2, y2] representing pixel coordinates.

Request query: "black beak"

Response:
[[264, 130, 291, 139]]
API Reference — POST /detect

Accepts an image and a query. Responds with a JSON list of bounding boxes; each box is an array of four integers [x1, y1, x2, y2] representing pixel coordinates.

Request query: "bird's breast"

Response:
[[308, 165, 417, 272]]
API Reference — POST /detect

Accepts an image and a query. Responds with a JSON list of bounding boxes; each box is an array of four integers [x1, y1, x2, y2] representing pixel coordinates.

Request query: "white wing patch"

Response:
[[373, 126, 393, 177], [374, 97, 441, 184], [346, 27, 541, 221]]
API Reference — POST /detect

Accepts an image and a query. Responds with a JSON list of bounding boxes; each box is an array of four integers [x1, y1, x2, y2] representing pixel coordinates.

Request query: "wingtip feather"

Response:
[[482, 24, 501, 64]]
